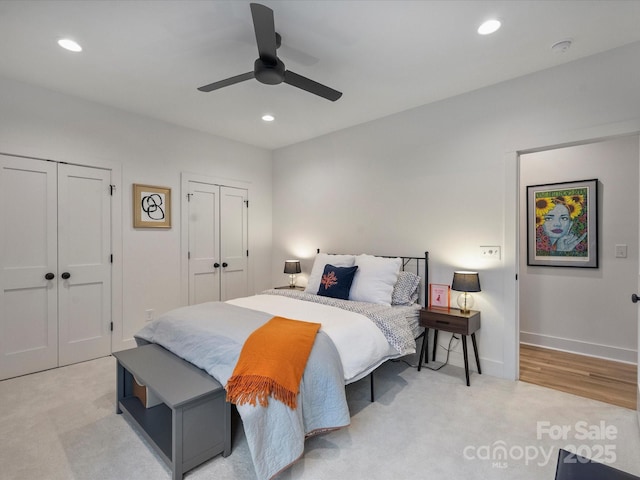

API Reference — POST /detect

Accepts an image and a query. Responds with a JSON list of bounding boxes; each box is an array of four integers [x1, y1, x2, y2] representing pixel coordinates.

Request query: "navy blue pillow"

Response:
[[317, 264, 358, 300]]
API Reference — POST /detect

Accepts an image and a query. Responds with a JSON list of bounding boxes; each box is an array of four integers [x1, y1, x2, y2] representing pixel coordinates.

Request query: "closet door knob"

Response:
[[61, 272, 71, 279], [213, 263, 220, 268], [45, 272, 55, 280], [632, 294, 640, 303], [222, 262, 228, 268]]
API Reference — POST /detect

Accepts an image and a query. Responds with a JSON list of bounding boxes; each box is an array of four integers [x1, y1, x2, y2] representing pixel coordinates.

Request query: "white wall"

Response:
[[0, 76, 273, 351], [519, 137, 639, 363], [272, 41, 640, 379]]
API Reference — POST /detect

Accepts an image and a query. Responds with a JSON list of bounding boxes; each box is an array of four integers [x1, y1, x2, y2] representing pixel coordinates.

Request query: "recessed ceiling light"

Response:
[[477, 19, 501, 35], [262, 114, 275, 122], [58, 38, 82, 52]]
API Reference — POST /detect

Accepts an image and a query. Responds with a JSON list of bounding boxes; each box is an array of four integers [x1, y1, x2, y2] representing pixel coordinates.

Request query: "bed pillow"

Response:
[[317, 264, 358, 300], [349, 254, 402, 305], [391, 271, 421, 305], [305, 253, 356, 293]]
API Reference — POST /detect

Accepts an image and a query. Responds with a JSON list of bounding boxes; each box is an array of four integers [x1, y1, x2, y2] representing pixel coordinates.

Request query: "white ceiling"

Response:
[[1, 0, 640, 150]]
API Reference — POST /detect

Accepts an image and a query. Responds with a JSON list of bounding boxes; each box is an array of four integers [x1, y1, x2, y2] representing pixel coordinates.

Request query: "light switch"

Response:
[[615, 244, 627, 258]]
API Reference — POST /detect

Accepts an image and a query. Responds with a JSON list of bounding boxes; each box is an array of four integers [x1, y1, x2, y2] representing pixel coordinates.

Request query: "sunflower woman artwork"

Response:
[[528, 179, 597, 267], [535, 192, 588, 256]]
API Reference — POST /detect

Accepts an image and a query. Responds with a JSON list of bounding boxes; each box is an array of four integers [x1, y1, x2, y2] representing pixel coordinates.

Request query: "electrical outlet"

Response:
[[145, 309, 154, 321], [480, 246, 501, 259]]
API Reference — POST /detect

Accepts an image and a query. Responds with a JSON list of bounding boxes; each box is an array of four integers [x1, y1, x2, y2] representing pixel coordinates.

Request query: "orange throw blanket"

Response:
[[226, 316, 321, 410]]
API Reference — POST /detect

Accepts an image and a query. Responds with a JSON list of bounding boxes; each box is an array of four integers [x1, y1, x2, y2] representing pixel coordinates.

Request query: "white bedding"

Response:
[[227, 294, 398, 382]]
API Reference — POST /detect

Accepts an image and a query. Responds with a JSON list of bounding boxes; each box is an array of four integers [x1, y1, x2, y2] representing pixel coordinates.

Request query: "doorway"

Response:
[[517, 135, 639, 407]]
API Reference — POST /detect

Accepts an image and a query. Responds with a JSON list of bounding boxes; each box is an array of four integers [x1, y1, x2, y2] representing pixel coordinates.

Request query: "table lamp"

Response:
[[451, 271, 481, 313], [284, 260, 301, 287]]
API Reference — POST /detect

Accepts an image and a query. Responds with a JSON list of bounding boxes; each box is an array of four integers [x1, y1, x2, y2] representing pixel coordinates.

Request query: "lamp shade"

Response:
[[451, 271, 481, 293], [284, 260, 301, 274]]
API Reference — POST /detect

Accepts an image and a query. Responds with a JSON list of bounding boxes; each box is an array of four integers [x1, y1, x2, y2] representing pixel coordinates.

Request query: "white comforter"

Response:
[[228, 294, 399, 382]]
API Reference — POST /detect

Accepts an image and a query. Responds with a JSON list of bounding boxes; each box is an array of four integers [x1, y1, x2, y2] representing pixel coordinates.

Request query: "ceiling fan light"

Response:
[[477, 19, 501, 35], [58, 38, 82, 52]]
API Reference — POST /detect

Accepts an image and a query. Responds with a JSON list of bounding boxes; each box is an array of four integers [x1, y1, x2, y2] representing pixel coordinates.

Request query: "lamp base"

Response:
[[288, 274, 297, 288], [457, 292, 474, 313]]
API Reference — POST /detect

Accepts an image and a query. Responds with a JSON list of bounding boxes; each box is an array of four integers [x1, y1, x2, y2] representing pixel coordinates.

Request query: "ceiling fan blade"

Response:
[[250, 3, 277, 62], [283, 70, 342, 102], [197, 71, 255, 92]]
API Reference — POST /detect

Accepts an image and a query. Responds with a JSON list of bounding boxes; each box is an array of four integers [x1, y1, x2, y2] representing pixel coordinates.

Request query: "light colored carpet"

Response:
[[1, 354, 639, 480]]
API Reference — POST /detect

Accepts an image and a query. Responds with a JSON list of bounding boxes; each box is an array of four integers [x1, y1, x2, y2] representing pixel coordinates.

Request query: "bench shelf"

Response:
[[114, 344, 231, 480]]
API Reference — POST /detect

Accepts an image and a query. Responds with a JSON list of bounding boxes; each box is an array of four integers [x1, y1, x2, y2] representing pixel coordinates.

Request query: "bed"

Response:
[[134, 251, 428, 479]]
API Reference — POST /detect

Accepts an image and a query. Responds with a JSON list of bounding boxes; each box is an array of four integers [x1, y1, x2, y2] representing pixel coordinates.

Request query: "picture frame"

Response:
[[429, 283, 451, 309], [133, 184, 171, 228], [526, 178, 598, 268]]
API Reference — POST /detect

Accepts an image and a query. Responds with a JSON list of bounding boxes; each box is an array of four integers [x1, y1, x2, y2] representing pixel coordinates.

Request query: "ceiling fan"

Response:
[[197, 3, 342, 102]]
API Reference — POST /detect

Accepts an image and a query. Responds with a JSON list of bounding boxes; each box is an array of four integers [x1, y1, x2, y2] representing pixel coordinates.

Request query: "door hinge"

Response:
[[244, 200, 249, 207], [188, 251, 191, 259], [109, 184, 116, 195], [110, 254, 113, 263], [187, 193, 193, 202], [246, 249, 249, 257], [110, 322, 114, 332]]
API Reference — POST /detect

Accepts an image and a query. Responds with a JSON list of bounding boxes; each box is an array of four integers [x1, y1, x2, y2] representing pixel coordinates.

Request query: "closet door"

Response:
[[186, 180, 248, 304], [0, 156, 58, 379], [188, 182, 221, 304], [220, 186, 248, 301], [57, 164, 112, 366]]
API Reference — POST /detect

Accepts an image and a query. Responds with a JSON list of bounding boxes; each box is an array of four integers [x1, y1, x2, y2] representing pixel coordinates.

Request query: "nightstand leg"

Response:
[[462, 335, 470, 386], [471, 333, 481, 374], [432, 329, 438, 361], [418, 328, 426, 371]]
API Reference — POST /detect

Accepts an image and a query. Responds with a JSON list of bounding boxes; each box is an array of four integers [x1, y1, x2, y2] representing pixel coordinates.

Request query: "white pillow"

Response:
[[349, 254, 402, 305], [305, 254, 356, 294]]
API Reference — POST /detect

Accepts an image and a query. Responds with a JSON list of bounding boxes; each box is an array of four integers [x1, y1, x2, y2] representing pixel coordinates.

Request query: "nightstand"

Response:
[[418, 307, 481, 386], [274, 285, 305, 291]]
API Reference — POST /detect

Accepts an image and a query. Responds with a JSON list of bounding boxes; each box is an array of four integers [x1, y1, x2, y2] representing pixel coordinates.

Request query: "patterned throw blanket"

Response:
[[226, 316, 321, 409], [262, 288, 419, 355]]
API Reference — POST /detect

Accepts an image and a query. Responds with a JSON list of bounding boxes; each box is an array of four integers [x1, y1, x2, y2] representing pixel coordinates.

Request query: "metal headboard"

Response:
[[316, 249, 429, 307]]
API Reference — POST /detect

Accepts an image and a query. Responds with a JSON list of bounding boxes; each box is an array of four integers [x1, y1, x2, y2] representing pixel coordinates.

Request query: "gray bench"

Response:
[[114, 344, 231, 480]]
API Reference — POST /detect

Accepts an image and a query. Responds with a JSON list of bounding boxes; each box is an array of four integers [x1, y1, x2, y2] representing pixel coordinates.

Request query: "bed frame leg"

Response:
[[370, 372, 374, 402]]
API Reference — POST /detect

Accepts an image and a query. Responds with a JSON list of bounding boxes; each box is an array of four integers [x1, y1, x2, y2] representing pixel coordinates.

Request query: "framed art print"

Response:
[[526, 178, 598, 268], [133, 184, 171, 228], [429, 283, 450, 309]]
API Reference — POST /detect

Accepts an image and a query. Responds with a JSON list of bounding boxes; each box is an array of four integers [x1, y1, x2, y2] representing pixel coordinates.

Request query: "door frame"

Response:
[[505, 120, 640, 384], [180, 172, 251, 306]]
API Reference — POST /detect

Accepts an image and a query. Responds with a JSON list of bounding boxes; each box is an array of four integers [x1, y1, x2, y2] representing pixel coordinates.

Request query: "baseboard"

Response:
[[430, 349, 504, 378], [520, 331, 637, 364], [423, 333, 505, 378]]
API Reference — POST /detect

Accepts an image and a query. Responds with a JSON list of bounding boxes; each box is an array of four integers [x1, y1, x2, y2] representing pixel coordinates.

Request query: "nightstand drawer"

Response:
[[419, 309, 480, 335], [422, 312, 468, 333]]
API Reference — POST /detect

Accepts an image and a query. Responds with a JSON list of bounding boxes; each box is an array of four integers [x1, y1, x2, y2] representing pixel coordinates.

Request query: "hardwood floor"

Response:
[[519, 344, 638, 410]]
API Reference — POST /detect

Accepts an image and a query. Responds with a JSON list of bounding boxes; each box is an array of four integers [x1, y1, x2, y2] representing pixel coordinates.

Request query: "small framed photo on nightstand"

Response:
[[429, 283, 450, 309]]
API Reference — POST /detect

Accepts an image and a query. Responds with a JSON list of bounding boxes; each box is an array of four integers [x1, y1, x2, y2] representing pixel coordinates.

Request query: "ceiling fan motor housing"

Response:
[[254, 57, 285, 85]]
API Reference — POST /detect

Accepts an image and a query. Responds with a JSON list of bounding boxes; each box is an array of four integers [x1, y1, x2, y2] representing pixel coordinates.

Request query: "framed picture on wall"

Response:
[[429, 283, 450, 309], [526, 178, 598, 268], [133, 184, 171, 228]]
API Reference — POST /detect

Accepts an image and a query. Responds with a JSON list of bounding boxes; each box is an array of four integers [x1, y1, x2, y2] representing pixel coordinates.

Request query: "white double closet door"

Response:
[[0, 155, 112, 380], [188, 181, 248, 304]]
